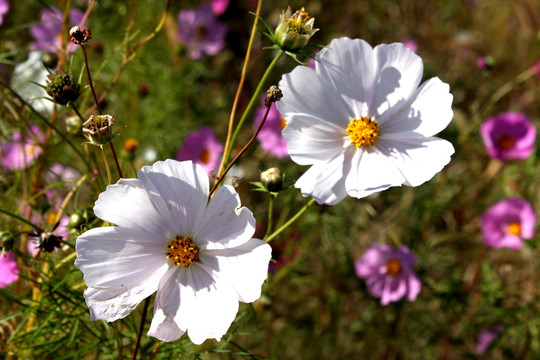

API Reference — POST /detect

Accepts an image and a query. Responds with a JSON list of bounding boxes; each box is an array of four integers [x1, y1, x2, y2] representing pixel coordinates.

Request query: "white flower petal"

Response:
[[316, 37, 376, 117], [137, 160, 209, 237], [200, 238, 271, 302], [380, 78, 454, 138], [345, 147, 405, 198], [75, 226, 166, 288], [371, 43, 423, 118], [196, 185, 255, 249], [84, 263, 168, 322], [382, 137, 455, 187], [94, 178, 171, 239], [277, 65, 351, 128], [282, 113, 346, 165], [295, 152, 349, 205], [148, 267, 191, 342], [184, 265, 239, 345]]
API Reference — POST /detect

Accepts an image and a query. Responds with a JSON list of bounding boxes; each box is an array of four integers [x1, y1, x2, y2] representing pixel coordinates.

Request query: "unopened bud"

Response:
[[64, 116, 81, 134], [68, 212, 85, 229], [82, 114, 115, 146], [260, 167, 283, 192], [41, 52, 58, 69], [274, 7, 318, 51], [123, 138, 139, 155]]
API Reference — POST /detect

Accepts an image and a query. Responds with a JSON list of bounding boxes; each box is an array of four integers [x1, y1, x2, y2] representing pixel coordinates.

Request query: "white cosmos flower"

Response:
[[75, 159, 272, 344], [277, 37, 455, 205]]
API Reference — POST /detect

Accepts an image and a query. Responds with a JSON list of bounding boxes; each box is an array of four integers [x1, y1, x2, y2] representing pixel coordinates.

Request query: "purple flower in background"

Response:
[[30, 6, 84, 53], [481, 198, 536, 250], [254, 96, 289, 158], [400, 38, 418, 53], [355, 243, 421, 306], [211, 0, 229, 15], [1, 123, 44, 170], [176, 126, 223, 175], [0, 251, 18, 288], [477, 326, 504, 354], [481, 112, 536, 161], [177, 5, 227, 59], [0, 0, 9, 26]]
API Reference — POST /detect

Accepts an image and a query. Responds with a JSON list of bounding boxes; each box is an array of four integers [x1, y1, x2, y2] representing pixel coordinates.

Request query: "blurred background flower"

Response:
[[254, 96, 288, 158], [476, 326, 504, 354], [176, 126, 223, 175], [480, 112, 536, 161], [177, 4, 227, 59], [0, 123, 43, 170], [29, 6, 84, 53], [481, 198, 536, 250], [355, 243, 421, 305], [0, 251, 18, 288], [0, 0, 9, 26]]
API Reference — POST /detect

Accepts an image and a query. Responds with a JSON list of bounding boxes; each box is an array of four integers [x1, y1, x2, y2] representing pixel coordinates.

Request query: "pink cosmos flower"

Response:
[[211, 0, 229, 15], [355, 243, 421, 306], [30, 6, 84, 53], [0, 0, 9, 26], [476, 326, 504, 354], [0, 251, 19, 288], [481, 198, 536, 250], [177, 5, 227, 59], [480, 112, 536, 161], [400, 38, 418, 53], [176, 127, 223, 176], [1, 123, 44, 170], [254, 96, 289, 158]]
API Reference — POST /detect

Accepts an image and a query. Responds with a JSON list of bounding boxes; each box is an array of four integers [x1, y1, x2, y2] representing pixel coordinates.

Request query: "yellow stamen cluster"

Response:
[[166, 236, 200, 267], [386, 259, 402, 276], [507, 222, 521, 236], [347, 117, 380, 147], [288, 8, 311, 34]]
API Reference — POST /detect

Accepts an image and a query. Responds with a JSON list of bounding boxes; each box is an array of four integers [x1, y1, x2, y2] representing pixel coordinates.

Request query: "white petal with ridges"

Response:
[[196, 185, 255, 250], [200, 238, 271, 303], [137, 160, 209, 238]]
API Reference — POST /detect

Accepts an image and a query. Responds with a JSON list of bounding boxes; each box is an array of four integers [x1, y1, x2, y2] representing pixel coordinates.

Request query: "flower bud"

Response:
[[41, 52, 58, 69], [82, 114, 115, 146], [123, 138, 139, 155], [64, 116, 81, 135], [46, 73, 80, 105], [69, 212, 85, 229], [0, 230, 14, 252], [260, 167, 283, 192], [274, 7, 318, 51]]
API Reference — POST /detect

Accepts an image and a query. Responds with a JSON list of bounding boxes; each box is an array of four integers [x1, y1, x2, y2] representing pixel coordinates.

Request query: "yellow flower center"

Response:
[[199, 148, 211, 164], [496, 134, 515, 150], [386, 259, 401, 276], [507, 222, 521, 236], [288, 8, 311, 34], [346, 117, 380, 147], [166, 236, 200, 267], [47, 212, 58, 227]]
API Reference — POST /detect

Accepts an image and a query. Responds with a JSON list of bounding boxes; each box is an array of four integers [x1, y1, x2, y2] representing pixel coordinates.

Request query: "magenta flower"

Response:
[[400, 38, 418, 53], [355, 243, 421, 306], [476, 326, 504, 354], [254, 96, 289, 158], [0, 0, 9, 26], [0, 251, 19, 288], [1, 123, 43, 170], [481, 198, 536, 250], [211, 0, 229, 15], [30, 6, 84, 53], [480, 112, 536, 161], [177, 5, 227, 59], [176, 127, 223, 175]]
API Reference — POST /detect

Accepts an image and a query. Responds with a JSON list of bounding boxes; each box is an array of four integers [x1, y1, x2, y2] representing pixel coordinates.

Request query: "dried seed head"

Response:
[[82, 114, 115, 146], [265, 85, 283, 107], [69, 26, 92, 45]]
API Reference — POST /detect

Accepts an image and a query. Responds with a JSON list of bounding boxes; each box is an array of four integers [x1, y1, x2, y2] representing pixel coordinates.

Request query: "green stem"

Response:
[[221, 50, 284, 172], [101, 147, 113, 185], [264, 198, 315, 243], [264, 194, 275, 239], [70, 102, 85, 122], [0, 208, 43, 232]]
